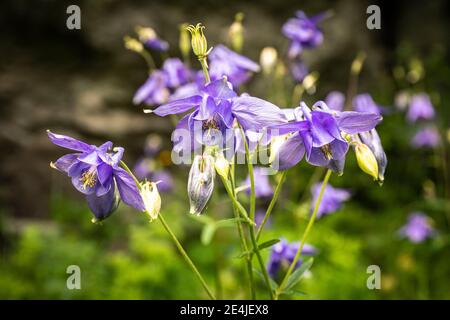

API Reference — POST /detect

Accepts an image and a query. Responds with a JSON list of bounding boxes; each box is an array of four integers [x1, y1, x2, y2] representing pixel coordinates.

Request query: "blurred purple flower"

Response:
[[411, 126, 441, 149], [163, 58, 191, 88], [255, 209, 271, 228], [133, 71, 170, 106], [407, 93, 435, 122], [270, 101, 382, 172], [209, 45, 260, 87], [290, 59, 309, 82], [353, 93, 382, 115], [311, 183, 351, 218], [243, 167, 274, 198], [399, 212, 435, 243], [47, 131, 144, 220], [267, 238, 316, 279], [282, 11, 326, 59], [325, 91, 345, 111], [145, 38, 169, 51]]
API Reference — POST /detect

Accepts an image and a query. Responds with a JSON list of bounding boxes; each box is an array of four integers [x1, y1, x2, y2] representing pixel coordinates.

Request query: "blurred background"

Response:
[[0, 0, 449, 299]]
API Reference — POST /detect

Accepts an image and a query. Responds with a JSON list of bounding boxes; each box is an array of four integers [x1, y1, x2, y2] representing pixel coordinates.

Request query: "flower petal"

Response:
[[271, 133, 305, 170], [202, 78, 237, 99], [153, 95, 202, 116], [335, 111, 382, 134], [52, 153, 80, 173], [113, 167, 145, 211], [47, 130, 93, 152], [268, 121, 309, 136], [86, 183, 119, 221]]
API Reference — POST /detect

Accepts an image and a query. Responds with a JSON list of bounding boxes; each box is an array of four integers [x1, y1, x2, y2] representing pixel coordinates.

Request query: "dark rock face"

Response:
[[0, 0, 447, 217]]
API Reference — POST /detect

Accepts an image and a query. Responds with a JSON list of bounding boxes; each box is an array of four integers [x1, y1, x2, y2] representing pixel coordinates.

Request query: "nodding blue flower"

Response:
[[311, 183, 351, 218], [242, 167, 274, 199], [282, 11, 326, 59], [133, 58, 191, 106], [290, 59, 309, 83], [47, 131, 144, 221], [399, 212, 436, 243], [411, 126, 441, 149], [136, 26, 169, 52], [149, 77, 286, 152], [269, 101, 382, 172], [209, 45, 260, 88], [407, 93, 435, 123], [358, 129, 387, 182], [325, 91, 345, 111], [267, 238, 316, 280], [353, 93, 382, 115]]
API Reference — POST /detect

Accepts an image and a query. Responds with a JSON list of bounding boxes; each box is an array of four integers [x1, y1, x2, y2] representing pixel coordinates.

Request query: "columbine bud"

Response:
[[260, 47, 278, 75], [214, 154, 229, 179], [135, 26, 157, 43], [141, 181, 161, 221], [186, 23, 211, 59], [124, 36, 143, 53], [179, 23, 191, 60], [228, 12, 244, 52], [188, 155, 216, 215], [354, 142, 379, 181], [358, 129, 387, 183]]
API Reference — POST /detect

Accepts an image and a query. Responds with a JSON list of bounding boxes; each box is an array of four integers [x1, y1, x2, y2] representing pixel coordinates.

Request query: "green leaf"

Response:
[[257, 239, 280, 250], [215, 218, 246, 228], [279, 289, 307, 298], [253, 268, 278, 290], [201, 224, 216, 245], [285, 257, 314, 290]]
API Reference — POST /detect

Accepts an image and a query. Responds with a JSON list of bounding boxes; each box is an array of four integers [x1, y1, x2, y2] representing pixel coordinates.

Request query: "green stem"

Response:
[[200, 58, 211, 84], [159, 213, 216, 300], [239, 126, 275, 299], [256, 170, 287, 242], [140, 49, 156, 72], [119, 160, 216, 300], [219, 175, 255, 226], [275, 169, 332, 299]]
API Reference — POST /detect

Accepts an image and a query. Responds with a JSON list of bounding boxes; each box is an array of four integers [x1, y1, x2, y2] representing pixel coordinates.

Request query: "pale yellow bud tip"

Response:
[[355, 143, 379, 181]]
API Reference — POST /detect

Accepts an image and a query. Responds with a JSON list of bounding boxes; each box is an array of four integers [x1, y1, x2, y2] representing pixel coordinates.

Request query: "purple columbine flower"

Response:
[[133, 58, 191, 106], [325, 91, 345, 111], [411, 126, 441, 149], [407, 93, 435, 122], [353, 93, 382, 115], [282, 11, 326, 59], [267, 238, 316, 279], [243, 167, 274, 199], [311, 183, 351, 218], [399, 212, 435, 243], [149, 78, 286, 152], [269, 101, 382, 172], [209, 45, 260, 88], [47, 131, 144, 220]]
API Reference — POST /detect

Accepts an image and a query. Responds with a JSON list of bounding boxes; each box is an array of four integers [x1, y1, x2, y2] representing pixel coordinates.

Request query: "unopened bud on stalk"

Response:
[[135, 26, 157, 43], [124, 36, 143, 53], [260, 47, 278, 75], [354, 142, 379, 181], [141, 181, 161, 221], [358, 129, 387, 183], [188, 155, 216, 215], [186, 23, 211, 60], [228, 12, 244, 52], [214, 154, 229, 179], [179, 23, 191, 60]]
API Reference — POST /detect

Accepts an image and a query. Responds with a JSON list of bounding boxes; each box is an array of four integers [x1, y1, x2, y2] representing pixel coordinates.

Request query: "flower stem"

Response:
[[119, 160, 216, 300], [275, 169, 332, 299], [256, 170, 287, 242], [158, 213, 216, 300], [239, 126, 275, 299], [199, 58, 211, 84]]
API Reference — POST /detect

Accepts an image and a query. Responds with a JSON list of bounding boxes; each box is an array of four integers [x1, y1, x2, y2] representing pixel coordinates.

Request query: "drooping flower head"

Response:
[[269, 101, 382, 173], [399, 212, 436, 243], [47, 131, 144, 221], [411, 126, 441, 149], [358, 128, 387, 182], [188, 154, 216, 215], [136, 26, 169, 52], [407, 93, 435, 123], [282, 11, 326, 59], [311, 183, 351, 218], [209, 44, 260, 87], [267, 238, 316, 279]]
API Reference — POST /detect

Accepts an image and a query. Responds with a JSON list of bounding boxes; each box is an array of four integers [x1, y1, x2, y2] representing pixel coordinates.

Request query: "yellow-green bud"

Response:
[[141, 181, 161, 221], [355, 142, 379, 181], [214, 154, 229, 179], [186, 23, 211, 59], [228, 12, 244, 52], [179, 23, 191, 60], [135, 26, 157, 42], [124, 36, 143, 53], [260, 47, 278, 75]]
